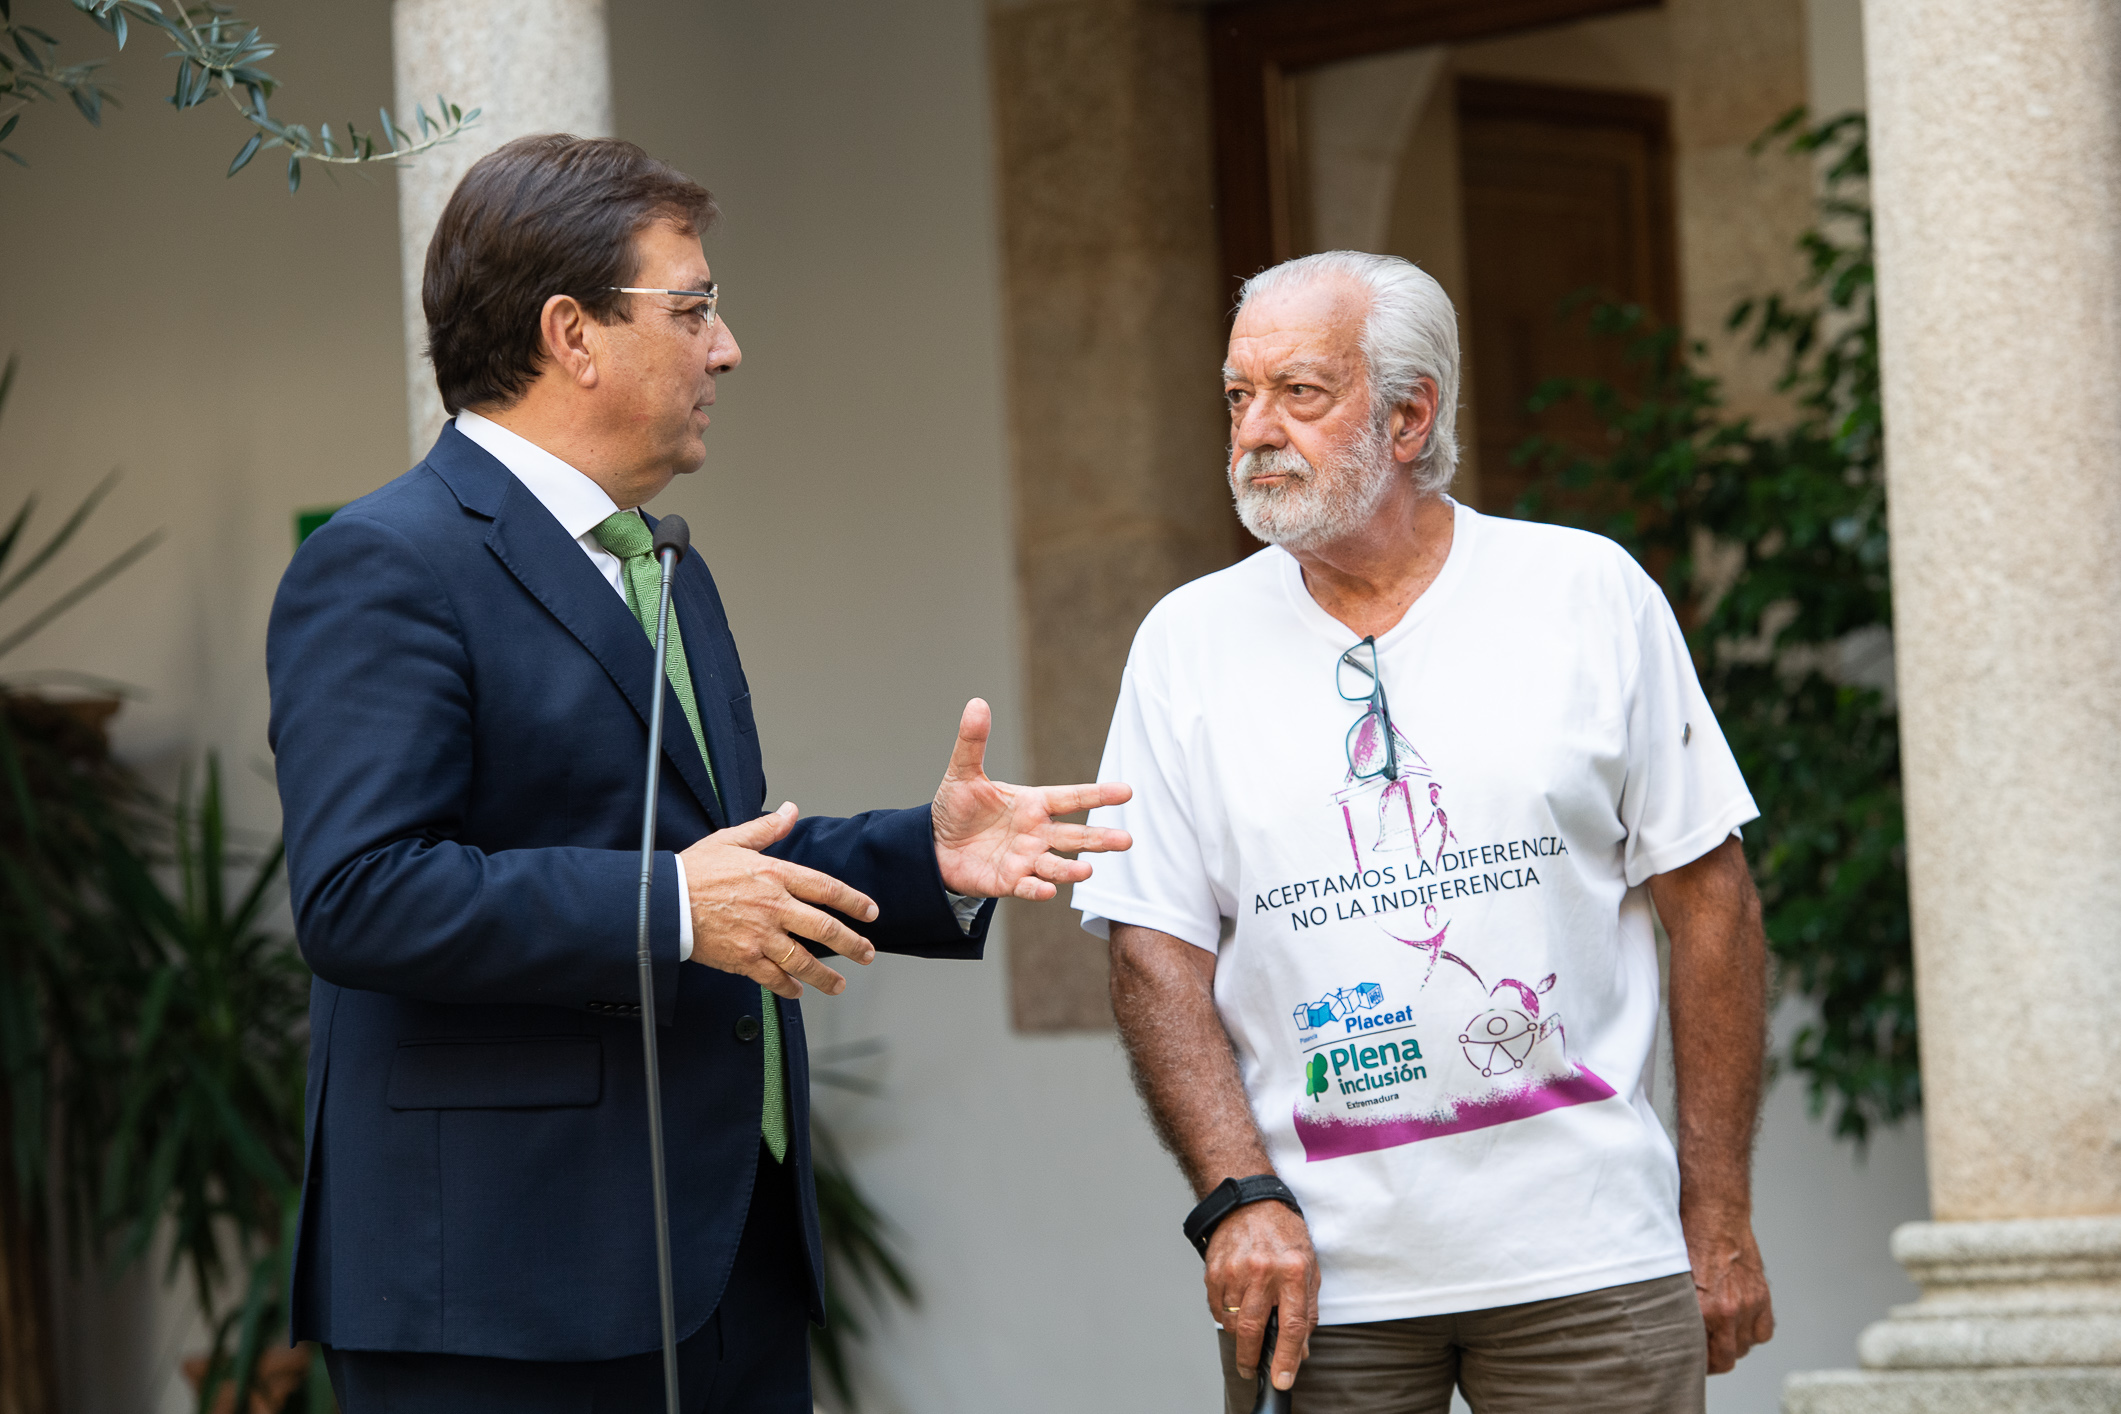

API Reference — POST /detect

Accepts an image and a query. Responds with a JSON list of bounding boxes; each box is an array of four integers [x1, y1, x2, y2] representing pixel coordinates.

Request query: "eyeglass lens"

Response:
[[608, 285, 717, 326], [1337, 639, 1381, 701], [1338, 637, 1400, 781]]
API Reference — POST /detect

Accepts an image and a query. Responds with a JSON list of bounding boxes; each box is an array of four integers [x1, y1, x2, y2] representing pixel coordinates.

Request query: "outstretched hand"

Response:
[[932, 698, 1132, 900]]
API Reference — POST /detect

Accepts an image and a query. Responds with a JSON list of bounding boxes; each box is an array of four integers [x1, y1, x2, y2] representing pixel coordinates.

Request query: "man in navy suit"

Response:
[[267, 134, 1131, 1412]]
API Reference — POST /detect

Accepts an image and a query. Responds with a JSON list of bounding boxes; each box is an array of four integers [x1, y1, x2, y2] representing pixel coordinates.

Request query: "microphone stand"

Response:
[[634, 514, 692, 1414]]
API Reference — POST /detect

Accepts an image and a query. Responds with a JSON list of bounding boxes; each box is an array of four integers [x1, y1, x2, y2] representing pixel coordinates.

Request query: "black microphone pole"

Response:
[[635, 513, 692, 1414]]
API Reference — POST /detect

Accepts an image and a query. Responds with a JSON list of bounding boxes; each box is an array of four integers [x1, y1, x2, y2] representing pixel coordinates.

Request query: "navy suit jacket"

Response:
[[267, 424, 990, 1361]]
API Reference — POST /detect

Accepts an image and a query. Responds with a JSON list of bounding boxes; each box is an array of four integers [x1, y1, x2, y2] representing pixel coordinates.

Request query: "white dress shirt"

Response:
[[453, 410, 982, 954], [455, 409, 700, 961]]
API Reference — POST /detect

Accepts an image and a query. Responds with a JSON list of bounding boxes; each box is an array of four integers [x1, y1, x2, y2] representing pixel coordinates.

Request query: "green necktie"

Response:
[[592, 510, 789, 1164]]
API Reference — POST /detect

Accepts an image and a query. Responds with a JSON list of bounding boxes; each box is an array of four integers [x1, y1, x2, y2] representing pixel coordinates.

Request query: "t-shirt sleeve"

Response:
[[1617, 566, 1760, 887], [1071, 636, 1225, 953]]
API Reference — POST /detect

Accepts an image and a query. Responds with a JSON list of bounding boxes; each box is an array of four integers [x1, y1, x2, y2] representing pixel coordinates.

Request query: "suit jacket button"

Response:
[[734, 1015, 760, 1043]]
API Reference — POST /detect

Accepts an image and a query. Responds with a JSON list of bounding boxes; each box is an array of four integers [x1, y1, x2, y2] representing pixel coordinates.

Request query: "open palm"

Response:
[[932, 698, 1132, 900]]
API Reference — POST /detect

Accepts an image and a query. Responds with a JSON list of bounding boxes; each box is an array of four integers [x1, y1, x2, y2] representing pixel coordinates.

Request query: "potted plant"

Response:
[[0, 347, 319, 1412], [97, 757, 317, 1414]]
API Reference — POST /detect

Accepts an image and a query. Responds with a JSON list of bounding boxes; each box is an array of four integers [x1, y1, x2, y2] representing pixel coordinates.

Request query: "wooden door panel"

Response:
[[1458, 78, 1676, 514]]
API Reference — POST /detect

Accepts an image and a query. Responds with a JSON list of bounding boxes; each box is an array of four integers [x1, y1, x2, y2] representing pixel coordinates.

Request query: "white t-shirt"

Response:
[[1073, 499, 1757, 1324]]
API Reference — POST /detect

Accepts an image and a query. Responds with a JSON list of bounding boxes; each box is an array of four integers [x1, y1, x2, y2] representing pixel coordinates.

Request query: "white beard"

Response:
[[1230, 420, 1398, 553]]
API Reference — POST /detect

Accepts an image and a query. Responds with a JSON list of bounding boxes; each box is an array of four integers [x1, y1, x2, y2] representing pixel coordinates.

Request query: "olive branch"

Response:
[[1, 0, 478, 190]]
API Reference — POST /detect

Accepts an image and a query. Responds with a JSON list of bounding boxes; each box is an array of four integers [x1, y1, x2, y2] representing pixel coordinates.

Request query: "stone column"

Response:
[[393, 0, 614, 461], [987, 0, 1232, 1031], [1784, 0, 2121, 1408]]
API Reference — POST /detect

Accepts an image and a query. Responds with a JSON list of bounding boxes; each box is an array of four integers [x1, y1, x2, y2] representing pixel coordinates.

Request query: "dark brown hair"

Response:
[[422, 134, 718, 414]]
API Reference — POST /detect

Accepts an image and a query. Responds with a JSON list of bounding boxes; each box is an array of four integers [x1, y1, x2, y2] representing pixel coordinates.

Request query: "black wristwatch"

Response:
[[1183, 1174, 1304, 1257]]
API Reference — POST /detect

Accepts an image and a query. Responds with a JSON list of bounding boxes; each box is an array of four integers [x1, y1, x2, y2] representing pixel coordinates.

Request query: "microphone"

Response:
[[652, 514, 691, 564], [633, 512, 691, 1414]]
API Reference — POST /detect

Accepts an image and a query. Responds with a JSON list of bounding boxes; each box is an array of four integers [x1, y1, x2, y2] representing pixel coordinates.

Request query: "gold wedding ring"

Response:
[[777, 939, 800, 968], [1224, 1305, 1243, 1313]]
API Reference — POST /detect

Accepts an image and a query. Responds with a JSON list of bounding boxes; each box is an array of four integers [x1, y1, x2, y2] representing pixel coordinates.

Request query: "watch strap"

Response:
[[1183, 1173, 1303, 1257]]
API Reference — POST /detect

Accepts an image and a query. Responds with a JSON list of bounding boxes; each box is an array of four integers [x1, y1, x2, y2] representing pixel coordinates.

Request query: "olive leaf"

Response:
[[3, 1, 478, 180]]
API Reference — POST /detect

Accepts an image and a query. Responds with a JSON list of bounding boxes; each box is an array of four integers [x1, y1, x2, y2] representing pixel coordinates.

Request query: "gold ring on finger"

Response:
[[777, 939, 800, 968], [1224, 1305, 1242, 1314]]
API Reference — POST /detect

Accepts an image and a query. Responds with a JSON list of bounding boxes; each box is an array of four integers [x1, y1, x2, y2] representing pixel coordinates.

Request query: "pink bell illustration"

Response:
[[1375, 777, 1418, 852]]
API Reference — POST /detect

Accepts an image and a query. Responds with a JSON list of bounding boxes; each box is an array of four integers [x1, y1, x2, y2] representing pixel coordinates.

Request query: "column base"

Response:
[[1782, 1217, 2121, 1412], [1783, 1368, 2121, 1413]]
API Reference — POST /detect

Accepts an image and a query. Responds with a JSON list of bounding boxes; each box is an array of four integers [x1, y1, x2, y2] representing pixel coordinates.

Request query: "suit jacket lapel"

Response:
[[477, 471, 727, 829], [666, 554, 756, 823]]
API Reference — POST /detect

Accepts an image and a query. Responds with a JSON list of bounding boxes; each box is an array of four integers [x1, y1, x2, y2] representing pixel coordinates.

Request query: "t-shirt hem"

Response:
[[1315, 1248, 1693, 1326], [1624, 796, 1759, 888], [1074, 897, 1221, 953]]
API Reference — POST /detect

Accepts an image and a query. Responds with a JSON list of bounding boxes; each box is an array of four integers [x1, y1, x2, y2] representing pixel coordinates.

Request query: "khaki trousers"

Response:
[[1218, 1273, 1706, 1414]]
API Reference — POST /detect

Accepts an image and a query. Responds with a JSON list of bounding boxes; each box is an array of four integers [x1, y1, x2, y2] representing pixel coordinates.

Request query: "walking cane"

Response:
[[1253, 1312, 1293, 1414], [1184, 1174, 1303, 1414]]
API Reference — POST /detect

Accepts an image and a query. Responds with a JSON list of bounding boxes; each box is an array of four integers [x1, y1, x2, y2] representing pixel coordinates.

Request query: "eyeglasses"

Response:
[[608, 283, 718, 330], [1337, 636, 1400, 781]]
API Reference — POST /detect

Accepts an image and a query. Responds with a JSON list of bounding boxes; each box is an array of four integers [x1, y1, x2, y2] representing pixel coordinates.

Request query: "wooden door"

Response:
[[1457, 78, 1676, 515]]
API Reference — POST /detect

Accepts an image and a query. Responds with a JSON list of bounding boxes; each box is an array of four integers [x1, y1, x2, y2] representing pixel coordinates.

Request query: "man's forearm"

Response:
[[1654, 834, 1779, 1369], [291, 837, 684, 1014], [1111, 923, 1322, 1390], [1109, 923, 1272, 1196], [1654, 836, 1769, 1216]]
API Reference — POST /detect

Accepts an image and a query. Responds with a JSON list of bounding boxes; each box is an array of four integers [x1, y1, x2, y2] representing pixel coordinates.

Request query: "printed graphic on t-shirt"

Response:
[[1284, 719, 1615, 1163]]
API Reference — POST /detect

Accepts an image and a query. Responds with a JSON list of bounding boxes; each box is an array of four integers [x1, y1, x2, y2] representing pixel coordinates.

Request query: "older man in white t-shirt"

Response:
[[1072, 251, 1775, 1412]]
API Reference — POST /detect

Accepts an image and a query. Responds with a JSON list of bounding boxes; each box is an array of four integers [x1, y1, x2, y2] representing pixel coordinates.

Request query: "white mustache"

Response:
[[1234, 445, 1316, 489]]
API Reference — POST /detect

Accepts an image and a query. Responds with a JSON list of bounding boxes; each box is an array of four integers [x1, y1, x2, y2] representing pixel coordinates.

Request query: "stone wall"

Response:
[[1670, 0, 1816, 423]]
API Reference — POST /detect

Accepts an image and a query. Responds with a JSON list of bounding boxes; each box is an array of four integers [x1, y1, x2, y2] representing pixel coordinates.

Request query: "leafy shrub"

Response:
[[1518, 113, 1915, 1144]]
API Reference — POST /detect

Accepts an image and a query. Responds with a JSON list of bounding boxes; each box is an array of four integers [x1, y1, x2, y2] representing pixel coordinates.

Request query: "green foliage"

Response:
[[1, 0, 477, 183], [808, 1040, 918, 1413], [0, 731, 318, 1413], [0, 693, 142, 1264], [0, 350, 165, 1273], [0, 367, 165, 664], [98, 757, 312, 1414], [1517, 112, 1915, 1144], [0, 360, 320, 1411]]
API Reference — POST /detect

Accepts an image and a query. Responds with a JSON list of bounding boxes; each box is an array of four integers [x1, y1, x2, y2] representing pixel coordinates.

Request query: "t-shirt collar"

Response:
[[453, 408, 627, 541], [1275, 495, 1479, 648]]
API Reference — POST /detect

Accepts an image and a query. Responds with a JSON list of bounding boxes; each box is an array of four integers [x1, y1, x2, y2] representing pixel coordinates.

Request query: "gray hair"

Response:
[[1236, 251, 1462, 494]]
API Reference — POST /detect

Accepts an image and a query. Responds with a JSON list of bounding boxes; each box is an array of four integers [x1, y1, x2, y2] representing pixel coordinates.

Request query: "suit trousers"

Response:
[[324, 1143, 811, 1414], [1218, 1272, 1706, 1414]]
